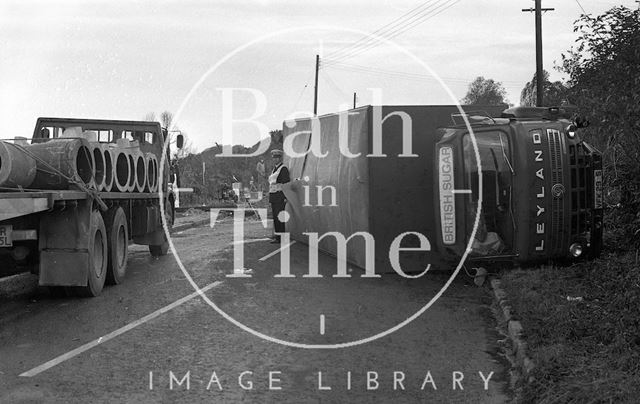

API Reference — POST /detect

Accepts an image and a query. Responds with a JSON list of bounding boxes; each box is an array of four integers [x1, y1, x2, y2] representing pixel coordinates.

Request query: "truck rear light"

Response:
[[569, 243, 583, 258]]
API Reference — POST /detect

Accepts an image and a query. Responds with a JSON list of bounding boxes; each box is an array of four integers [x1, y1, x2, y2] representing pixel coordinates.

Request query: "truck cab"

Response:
[[435, 107, 603, 264]]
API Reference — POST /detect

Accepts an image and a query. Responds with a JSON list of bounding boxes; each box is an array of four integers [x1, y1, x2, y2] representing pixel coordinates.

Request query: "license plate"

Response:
[[0, 225, 13, 247], [594, 169, 603, 209]]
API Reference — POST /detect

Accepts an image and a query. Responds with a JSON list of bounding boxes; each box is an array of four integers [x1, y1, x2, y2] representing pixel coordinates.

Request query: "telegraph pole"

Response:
[[523, 1, 554, 106], [313, 55, 320, 116]]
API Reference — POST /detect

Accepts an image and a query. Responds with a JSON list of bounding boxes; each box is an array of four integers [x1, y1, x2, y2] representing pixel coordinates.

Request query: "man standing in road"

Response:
[[268, 149, 290, 243]]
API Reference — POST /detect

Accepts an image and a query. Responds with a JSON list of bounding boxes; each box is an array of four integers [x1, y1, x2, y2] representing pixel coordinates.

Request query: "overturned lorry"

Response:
[[282, 105, 602, 273], [0, 118, 182, 296]]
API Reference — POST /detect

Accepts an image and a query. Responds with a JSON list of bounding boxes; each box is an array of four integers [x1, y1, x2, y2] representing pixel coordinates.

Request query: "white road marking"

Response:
[[258, 241, 297, 261], [19, 281, 222, 378], [320, 315, 325, 335], [231, 238, 272, 245]]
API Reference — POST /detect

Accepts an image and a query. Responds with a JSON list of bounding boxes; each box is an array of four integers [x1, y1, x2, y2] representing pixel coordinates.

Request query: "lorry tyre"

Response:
[[104, 207, 128, 285], [149, 199, 173, 257], [74, 210, 108, 297]]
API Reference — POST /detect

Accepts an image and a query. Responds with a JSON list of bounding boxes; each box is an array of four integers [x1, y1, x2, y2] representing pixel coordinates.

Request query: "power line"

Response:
[[323, 0, 461, 67], [324, 0, 459, 66], [312, 0, 462, 113], [324, 0, 442, 59], [321, 70, 351, 100], [324, 0, 444, 61], [572, 0, 607, 41], [327, 62, 466, 84], [324, 61, 523, 86], [290, 69, 315, 112], [574, 0, 588, 15]]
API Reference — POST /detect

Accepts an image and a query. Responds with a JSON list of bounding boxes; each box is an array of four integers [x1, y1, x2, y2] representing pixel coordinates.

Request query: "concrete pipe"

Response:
[[113, 148, 130, 193], [101, 145, 115, 192], [90, 143, 106, 191], [144, 153, 153, 192], [0, 141, 37, 189], [145, 153, 159, 192], [126, 152, 136, 193], [150, 155, 159, 193], [27, 138, 95, 190], [134, 151, 147, 193]]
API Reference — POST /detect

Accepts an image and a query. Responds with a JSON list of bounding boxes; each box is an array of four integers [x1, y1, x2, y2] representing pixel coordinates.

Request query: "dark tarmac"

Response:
[[0, 217, 511, 403]]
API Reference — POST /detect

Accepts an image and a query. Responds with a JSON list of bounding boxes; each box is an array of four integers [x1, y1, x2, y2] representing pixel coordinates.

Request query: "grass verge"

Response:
[[500, 253, 640, 403]]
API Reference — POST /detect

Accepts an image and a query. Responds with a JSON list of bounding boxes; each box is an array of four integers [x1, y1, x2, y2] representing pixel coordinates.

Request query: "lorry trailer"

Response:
[[0, 118, 182, 296]]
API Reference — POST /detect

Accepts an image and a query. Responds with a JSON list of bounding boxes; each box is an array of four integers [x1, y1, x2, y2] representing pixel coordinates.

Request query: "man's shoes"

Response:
[[269, 236, 280, 244]]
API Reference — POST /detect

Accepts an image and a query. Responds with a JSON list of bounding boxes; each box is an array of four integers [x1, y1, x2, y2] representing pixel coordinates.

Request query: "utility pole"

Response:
[[353, 92, 357, 109], [313, 55, 320, 116], [523, 0, 554, 106]]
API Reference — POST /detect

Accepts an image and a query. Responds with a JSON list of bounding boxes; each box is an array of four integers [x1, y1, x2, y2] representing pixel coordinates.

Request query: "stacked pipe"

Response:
[[0, 134, 161, 194], [27, 138, 95, 190], [0, 141, 37, 189]]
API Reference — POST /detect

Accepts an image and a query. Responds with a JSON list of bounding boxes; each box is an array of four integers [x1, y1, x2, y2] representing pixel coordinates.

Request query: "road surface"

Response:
[[0, 216, 512, 403]]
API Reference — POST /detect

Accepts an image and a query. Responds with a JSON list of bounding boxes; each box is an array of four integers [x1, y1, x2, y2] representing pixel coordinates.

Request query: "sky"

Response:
[[0, 0, 636, 152]]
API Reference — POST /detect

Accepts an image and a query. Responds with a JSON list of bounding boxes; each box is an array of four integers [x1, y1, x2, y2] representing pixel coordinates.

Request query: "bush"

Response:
[[558, 6, 640, 250]]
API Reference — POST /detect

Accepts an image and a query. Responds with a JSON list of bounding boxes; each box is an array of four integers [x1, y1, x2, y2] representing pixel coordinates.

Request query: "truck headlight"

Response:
[[569, 243, 583, 257]]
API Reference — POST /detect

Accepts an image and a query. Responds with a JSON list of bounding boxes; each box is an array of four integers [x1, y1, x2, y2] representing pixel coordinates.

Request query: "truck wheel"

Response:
[[74, 210, 108, 297], [149, 200, 173, 257], [105, 207, 128, 285]]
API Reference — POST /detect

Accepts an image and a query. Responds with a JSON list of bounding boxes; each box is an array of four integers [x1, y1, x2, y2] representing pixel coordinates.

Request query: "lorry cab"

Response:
[[434, 107, 603, 264]]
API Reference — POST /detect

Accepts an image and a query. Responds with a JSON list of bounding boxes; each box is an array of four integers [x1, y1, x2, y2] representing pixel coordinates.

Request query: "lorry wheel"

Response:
[[149, 200, 173, 257], [74, 210, 108, 297], [104, 207, 128, 285]]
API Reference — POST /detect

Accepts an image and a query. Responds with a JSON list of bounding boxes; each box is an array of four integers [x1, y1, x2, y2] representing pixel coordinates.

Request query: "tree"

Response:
[[461, 76, 508, 105], [558, 6, 639, 150], [144, 110, 194, 158], [269, 129, 283, 146], [143, 110, 173, 130], [160, 111, 174, 131], [558, 6, 640, 246], [520, 70, 569, 107]]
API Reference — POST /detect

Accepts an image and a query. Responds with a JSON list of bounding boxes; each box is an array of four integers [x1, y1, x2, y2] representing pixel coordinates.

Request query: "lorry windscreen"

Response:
[[462, 131, 514, 256]]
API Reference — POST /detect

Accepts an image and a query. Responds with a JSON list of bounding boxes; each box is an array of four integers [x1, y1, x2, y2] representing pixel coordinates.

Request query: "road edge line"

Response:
[[19, 280, 222, 378]]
